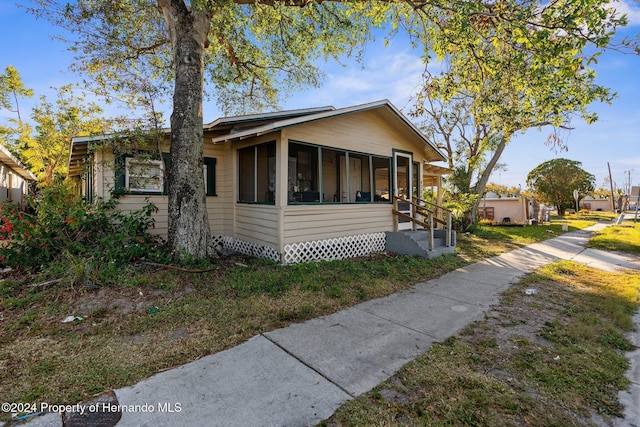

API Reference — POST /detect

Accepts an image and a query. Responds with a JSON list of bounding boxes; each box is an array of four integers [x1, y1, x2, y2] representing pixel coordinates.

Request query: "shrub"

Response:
[[0, 185, 169, 269]]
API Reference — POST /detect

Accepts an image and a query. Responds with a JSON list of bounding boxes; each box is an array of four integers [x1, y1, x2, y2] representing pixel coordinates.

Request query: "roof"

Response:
[[68, 100, 448, 174], [0, 145, 36, 180], [204, 106, 335, 131], [211, 100, 447, 162]]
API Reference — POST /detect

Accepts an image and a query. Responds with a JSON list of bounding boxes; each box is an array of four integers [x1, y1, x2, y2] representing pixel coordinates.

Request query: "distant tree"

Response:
[[0, 66, 33, 152], [20, 86, 108, 186], [485, 183, 520, 198], [526, 159, 595, 215]]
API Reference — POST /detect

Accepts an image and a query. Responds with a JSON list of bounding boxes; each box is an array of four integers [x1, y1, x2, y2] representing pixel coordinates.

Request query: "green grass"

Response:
[[588, 222, 640, 254], [457, 220, 595, 262], [0, 253, 468, 412]]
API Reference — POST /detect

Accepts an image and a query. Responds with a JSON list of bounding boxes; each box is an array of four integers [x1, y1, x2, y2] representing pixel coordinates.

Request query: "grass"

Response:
[[588, 222, 640, 254], [1, 254, 468, 413], [0, 216, 612, 421], [456, 219, 596, 262]]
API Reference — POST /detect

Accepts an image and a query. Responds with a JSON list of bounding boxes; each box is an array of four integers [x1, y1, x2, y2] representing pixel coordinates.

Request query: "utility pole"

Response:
[[608, 162, 615, 212]]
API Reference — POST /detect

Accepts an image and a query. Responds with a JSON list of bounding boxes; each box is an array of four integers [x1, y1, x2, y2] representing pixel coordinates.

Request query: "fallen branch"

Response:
[[30, 279, 62, 289], [142, 262, 220, 273]]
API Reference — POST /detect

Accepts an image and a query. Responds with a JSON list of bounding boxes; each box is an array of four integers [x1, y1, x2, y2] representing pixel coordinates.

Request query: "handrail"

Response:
[[392, 196, 453, 248], [412, 196, 452, 215]]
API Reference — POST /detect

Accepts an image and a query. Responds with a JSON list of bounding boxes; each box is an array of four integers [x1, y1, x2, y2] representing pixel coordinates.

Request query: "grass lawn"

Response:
[[588, 222, 640, 254], [0, 216, 617, 422]]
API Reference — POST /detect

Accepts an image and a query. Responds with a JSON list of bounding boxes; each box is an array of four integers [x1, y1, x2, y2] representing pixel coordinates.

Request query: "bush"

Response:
[[0, 185, 169, 269]]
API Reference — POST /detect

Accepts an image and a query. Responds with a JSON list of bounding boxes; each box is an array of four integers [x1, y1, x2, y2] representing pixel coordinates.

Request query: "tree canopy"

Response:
[[526, 158, 596, 215], [410, 0, 627, 224]]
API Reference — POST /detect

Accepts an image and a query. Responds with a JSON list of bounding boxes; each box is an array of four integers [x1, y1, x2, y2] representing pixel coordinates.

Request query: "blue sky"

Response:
[[1, 1, 639, 193]]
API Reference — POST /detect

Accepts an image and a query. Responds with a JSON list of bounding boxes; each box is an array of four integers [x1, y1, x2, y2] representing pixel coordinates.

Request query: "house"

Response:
[[0, 145, 36, 206], [478, 195, 545, 224], [69, 100, 453, 263], [579, 196, 613, 212]]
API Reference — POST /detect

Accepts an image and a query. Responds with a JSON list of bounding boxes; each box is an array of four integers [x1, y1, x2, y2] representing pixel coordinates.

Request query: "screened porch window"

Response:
[[238, 141, 276, 203], [287, 140, 391, 205], [372, 156, 391, 202], [288, 142, 319, 202]]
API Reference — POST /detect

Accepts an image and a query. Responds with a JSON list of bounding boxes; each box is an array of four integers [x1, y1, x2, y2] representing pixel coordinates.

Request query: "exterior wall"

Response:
[[479, 198, 527, 223], [0, 163, 29, 206], [235, 204, 279, 247], [94, 142, 233, 239], [282, 204, 392, 246], [580, 198, 612, 212], [285, 109, 421, 157]]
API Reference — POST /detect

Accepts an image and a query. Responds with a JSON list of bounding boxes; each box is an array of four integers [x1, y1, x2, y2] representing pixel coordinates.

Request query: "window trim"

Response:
[[125, 157, 165, 194], [115, 152, 217, 196]]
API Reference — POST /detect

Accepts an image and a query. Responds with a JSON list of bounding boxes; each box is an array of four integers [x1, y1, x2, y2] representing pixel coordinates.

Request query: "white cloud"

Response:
[[609, 0, 640, 26]]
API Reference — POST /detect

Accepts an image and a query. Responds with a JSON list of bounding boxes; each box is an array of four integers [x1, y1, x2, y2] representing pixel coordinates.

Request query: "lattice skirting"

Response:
[[211, 233, 386, 264], [283, 233, 386, 264], [210, 235, 280, 263]]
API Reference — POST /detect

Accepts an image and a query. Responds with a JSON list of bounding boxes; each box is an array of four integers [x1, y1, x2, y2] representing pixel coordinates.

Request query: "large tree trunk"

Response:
[[159, 0, 213, 260], [469, 134, 508, 225]]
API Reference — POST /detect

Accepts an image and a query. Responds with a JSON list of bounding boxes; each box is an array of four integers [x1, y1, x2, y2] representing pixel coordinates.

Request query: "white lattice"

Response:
[[283, 233, 386, 264], [212, 235, 280, 263], [212, 232, 385, 264]]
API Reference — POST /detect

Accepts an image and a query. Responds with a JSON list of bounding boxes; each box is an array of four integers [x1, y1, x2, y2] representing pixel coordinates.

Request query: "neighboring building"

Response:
[[69, 100, 452, 263], [478, 196, 530, 224], [579, 197, 613, 212], [0, 145, 36, 207], [478, 194, 550, 224]]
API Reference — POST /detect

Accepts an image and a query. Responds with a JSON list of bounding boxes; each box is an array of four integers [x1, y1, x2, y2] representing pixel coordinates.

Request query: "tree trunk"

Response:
[[159, 0, 213, 260], [469, 134, 508, 225]]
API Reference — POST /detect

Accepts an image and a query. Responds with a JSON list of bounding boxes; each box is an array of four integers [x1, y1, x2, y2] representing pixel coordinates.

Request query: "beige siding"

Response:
[[480, 198, 527, 223], [283, 204, 392, 245], [0, 164, 29, 205], [95, 144, 233, 238], [235, 204, 279, 246], [285, 110, 424, 159]]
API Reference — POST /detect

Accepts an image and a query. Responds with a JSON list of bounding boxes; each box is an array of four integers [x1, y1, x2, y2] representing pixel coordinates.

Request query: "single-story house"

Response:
[[69, 100, 451, 263], [478, 195, 548, 224], [0, 145, 36, 206], [579, 197, 613, 212]]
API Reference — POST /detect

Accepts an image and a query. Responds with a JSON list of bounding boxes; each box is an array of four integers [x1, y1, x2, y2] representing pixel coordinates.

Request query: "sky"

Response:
[[1, 1, 639, 194]]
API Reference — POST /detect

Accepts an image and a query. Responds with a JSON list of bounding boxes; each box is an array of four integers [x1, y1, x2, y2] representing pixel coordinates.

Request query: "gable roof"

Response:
[[210, 100, 447, 162], [0, 145, 36, 180], [204, 106, 335, 131]]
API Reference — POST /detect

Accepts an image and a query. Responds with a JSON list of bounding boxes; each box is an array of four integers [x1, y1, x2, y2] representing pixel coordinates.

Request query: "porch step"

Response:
[[385, 229, 456, 259]]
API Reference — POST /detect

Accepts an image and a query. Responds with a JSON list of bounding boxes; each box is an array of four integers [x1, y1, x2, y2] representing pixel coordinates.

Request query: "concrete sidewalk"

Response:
[[18, 224, 640, 427]]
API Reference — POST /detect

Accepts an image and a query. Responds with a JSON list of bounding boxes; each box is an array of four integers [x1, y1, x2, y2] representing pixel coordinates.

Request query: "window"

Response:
[[116, 153, 216, 196], [238, 141, 276, 203], [288, 143, 319, 202], [372, 156, 391, 202], [125, 157, 164, 193], [287, 140, 391, 204]]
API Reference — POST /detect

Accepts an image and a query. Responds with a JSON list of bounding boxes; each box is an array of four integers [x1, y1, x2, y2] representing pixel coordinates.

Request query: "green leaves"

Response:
[[526, 158, 596, 215]]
